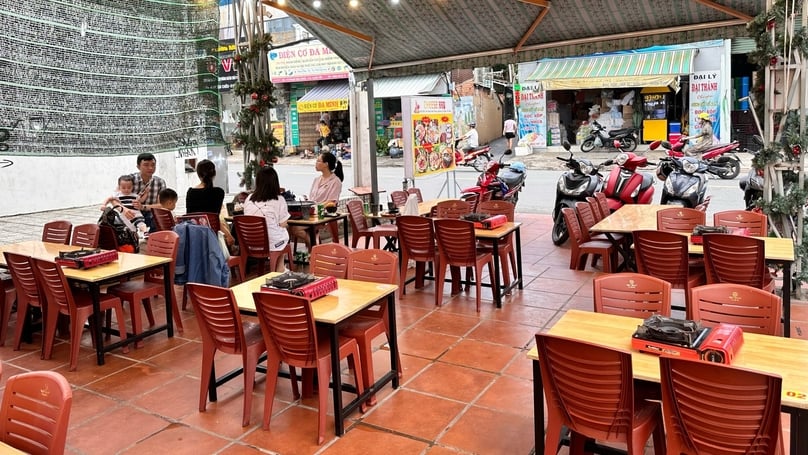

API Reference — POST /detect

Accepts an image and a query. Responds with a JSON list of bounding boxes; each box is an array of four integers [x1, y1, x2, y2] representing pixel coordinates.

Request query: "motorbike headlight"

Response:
[[682, 158, 699, 174], [615, 153, 629, 166], [682, 184, 698, 198], [569, 181, 589, 195], [579, 161, 594, 175]]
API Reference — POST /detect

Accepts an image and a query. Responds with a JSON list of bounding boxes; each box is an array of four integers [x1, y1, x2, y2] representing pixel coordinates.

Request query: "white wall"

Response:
[[0, 152, 179, 217]]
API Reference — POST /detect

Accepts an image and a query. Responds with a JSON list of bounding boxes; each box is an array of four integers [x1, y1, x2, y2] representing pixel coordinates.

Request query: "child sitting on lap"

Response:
[[101, 175, 150, 234]]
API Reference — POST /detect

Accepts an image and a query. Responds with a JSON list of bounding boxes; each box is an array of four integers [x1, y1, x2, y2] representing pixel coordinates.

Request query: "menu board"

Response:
[[401, 96, 455, 179]]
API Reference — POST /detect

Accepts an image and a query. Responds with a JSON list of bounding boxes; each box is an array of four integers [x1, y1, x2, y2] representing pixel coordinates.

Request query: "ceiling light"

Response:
[[349, 0, 359, 7], [313, 0, 321, 8], [391, 0, 399, 3], [276, 0, 286, 4]]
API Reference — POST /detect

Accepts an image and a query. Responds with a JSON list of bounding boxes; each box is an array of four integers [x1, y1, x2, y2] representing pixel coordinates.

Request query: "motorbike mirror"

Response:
[[661, 140, 672, 149], [648, 140, 662, 150], [562, 140, 571, 151], [753, 135, 764, 146]]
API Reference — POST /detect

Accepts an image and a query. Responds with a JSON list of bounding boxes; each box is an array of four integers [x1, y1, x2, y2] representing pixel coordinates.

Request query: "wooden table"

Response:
[[232, 273, 399, 436], [287, 213, 349, 247], [527, 309, 808, 454], [0, 241, 173, 365], [590, 205, 797, 337], [475, 222, 523, 308], [0, 441, 28, 454]]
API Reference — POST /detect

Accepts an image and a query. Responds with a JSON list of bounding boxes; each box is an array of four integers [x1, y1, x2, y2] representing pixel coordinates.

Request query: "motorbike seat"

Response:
[[607, 128, 634, 137]]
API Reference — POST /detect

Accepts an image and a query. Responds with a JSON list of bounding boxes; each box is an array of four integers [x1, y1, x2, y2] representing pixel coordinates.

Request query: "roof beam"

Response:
[[261, 0, 373, 42], [515, 3, 551, 53], [691, 0, 753, 22], [517, 0, 551, 6]]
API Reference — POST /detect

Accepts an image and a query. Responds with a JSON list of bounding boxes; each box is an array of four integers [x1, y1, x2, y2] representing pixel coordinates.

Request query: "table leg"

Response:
[[90, 283, 105, 366], [329, 323, 344, 435], [163, 262, 174, 338], [532, 359, 544, 454], [783, 261, 792, 338], [342, 217, 349, 246], [791, 408, 807, 455], [492, 238, 502, 308], [516, 227, 523, 290], [308, 227, 317, 250], [387, 293, 400, 388], [609, 232, 634, 272]]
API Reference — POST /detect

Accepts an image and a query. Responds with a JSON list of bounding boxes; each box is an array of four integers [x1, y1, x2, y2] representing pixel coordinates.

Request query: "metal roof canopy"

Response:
[[297, 80, 350, 112], [262, 0, 763, 78]]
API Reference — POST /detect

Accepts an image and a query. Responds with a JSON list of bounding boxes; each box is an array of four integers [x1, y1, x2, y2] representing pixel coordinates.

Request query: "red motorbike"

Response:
[[601, 141, 656, 211], [664, 139, 742, 179], [454, 138, 493, 172], [461, 152, 526, 206]]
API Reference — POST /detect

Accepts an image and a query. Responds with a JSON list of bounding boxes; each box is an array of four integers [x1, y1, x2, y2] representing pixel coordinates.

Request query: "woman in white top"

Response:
[[243, 167, 290, 270]]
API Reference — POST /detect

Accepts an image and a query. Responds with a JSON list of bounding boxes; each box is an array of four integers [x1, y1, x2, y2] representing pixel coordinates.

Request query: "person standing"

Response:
[[316, 120, 331, 149], [131, 153, 166, 232], [503, 115, 518, 150]]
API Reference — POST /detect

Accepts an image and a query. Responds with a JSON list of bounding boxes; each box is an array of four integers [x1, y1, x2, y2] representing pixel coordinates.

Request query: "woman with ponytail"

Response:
[[186, 159, 234, 245]]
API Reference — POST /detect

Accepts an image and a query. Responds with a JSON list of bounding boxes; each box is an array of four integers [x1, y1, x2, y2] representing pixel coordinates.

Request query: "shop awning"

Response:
[[372, 74, 447, 99], [297, 81, 349, 113], [525, 49, 697, 91]]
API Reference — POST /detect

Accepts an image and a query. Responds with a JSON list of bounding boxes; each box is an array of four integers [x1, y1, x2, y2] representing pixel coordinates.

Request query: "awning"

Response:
[[525, 49, 697, 91], [297, 81, 349, 113], [372, 74, 447, 99]]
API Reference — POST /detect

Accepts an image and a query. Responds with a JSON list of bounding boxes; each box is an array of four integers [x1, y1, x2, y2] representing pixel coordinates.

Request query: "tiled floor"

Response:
[[0, 209, 796, 454]]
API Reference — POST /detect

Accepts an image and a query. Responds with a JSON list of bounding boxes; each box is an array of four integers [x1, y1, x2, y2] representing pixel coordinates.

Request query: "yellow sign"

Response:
[[271, 122, 285, 147], [297, 98, 348, 113]]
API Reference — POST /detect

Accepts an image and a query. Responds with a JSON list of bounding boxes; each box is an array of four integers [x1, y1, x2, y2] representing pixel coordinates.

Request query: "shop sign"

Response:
[[297, 98, 348, 113], [271, 121, 285, 147], [689, 70, 721, 140], [269, 43, 349, 83], [517, 87, 547, 149]]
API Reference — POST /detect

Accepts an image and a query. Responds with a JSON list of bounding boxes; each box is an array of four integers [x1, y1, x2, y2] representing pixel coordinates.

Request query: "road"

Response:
[[228, 161, 747, 215]]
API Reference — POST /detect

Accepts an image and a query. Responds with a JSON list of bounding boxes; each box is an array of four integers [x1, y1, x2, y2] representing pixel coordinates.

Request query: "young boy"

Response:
[[157, 188, 178, 212], [101, 175, 149, 234]]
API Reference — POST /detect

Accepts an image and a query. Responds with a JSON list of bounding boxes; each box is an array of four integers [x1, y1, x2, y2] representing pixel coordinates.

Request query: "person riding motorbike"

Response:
[[682, 112, 714, 156], [458, 122, 479, 154]]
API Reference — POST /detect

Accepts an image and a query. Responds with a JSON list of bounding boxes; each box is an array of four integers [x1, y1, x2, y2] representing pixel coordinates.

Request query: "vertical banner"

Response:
[[517, 83, 547, 149], [690, 70, 721, 140], [271, 122, 285, 147], [401, 96, 455, 179]]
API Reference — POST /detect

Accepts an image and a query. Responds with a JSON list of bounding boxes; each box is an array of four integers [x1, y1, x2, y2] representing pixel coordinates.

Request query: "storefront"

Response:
[[295, 80, 350, 150], [517, 40, 731, 148], [368, 74, 449, 144]]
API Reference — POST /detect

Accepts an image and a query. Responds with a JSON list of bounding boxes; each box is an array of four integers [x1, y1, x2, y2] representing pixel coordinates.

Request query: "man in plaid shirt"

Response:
[[131, 153, 166, 232]]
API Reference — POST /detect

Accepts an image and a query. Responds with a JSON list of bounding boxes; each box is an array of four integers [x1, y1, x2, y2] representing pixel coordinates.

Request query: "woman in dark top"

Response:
[[186, 159, 234, 245]]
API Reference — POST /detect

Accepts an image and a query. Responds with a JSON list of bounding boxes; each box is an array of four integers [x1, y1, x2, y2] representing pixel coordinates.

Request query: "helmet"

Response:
[[508, 162, 526, 173], [698, 112, 710, 120], [468, 122, 476, 127]]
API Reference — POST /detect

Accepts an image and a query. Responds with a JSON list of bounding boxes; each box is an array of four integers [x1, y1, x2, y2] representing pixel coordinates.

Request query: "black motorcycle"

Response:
[[580, 120, 638, 153], [656, 154, 709, 208], [740, 135, 765, 210], [552, 142, 604, 245]]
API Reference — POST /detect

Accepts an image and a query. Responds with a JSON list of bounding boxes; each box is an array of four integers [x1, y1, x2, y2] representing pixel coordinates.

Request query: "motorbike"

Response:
[[601, 141, 656, 211], [580, 120, 639, 153], [551, 141, 604, 245], [454, 138, 493, 172], [460, 150, 526, 207], [652, 140, 709, 208], [739, 135, 765, 210], [664, 139, 742, 180]]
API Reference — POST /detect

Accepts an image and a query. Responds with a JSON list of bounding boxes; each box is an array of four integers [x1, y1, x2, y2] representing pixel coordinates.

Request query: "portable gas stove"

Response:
[[631, 315, 743, 364], [55, 248, 118, 269]]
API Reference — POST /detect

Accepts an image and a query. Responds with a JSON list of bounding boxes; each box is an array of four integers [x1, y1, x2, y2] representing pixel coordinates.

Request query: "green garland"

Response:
[[232, 34, 282, 189]]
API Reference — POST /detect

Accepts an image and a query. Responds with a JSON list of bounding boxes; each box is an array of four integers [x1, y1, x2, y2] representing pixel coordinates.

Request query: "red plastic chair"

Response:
[[341, 249, 401, 405], [690, 283, 782, 336], [346, 199, 397, 249], [395, 215, 437, 299], [0, 272, 12, 347], [702, 233, 774, 292], [459, 193, 479, 213], [594, 191, 611, 218], [151, 207, 176, 232], [3, 252, 43, 351], [309, 243, 352, 278], [433, 219, 497, 312], [633, 229, 705, 314], [41, 220, 72, 244], [574, 201, 622, 267], [659, 356, 783, 454], [70, 223, 100, 248], [713, 209, 768, 236], [389, 190, 409, 208], [251, 292, 365, 444], [186, 283, 280, 427], [436, 200, 472, 219], [561, 207, 616, 273], [31, 257, 128, 371], [232, 215, 294, 277], [585, 196, 604, 223], [107, 231, 182, 342], [656, 207, 706, 233], [406, 187, 423, 203], [535, 333, 665, 455], [0, 370, 73, 455], [593, 273, 672, 318], [477, 200, 517, 288]]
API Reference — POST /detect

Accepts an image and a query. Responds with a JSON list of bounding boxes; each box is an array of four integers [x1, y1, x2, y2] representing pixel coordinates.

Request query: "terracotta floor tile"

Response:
[[396, 304, 432, 330], [502, 350, 534, 380], [217, 443, 268, 454], [120, 422, 230, 454], [67, 389, 121, 429], [145, 340, 204, 375], [474, 375, 535, 418], [439, 339, 520, 373], [131, 376, 202, 420], [180, 387, 265, 440], [466, 320, 538, 349], [404, 361, 495, 402], [361, 389, 466, 441], [411, 311, 481, 337], [52, 354, 138, 387], [320, 423, 429, 454], [68, 406, 169, 454], [425, 445, 466, 454], [564, 294, 595, 311], [240, 406, 332, 454], [438, 405, 534, 454], [397, 328, 459, 360], [487, 305, 559, 329], [84, 363, 182, 401], [503, 289, 570, 310], [525, 276, 586, 295]]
